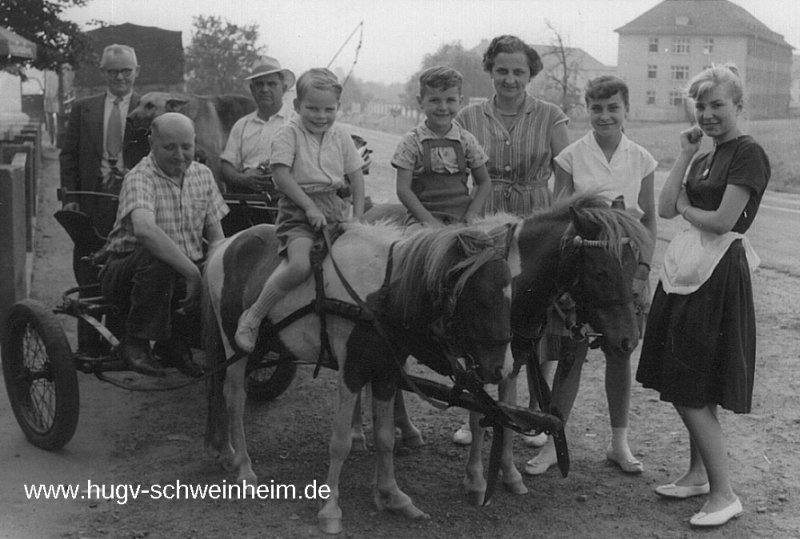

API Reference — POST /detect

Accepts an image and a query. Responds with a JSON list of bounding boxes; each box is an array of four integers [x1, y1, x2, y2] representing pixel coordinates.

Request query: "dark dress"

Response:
[[636, 135, 770, 413]]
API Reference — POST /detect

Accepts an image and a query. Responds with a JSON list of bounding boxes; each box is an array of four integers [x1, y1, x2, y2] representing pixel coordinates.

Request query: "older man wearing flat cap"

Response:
[[220, 56, 296, 197]]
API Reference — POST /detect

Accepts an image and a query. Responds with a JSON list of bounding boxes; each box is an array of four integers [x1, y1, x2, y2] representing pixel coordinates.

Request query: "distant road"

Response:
[[344, 123, 800, 277]]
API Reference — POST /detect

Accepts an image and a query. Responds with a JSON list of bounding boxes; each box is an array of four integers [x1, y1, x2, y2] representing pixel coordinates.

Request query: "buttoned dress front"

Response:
[[456, 95, 568, 216]]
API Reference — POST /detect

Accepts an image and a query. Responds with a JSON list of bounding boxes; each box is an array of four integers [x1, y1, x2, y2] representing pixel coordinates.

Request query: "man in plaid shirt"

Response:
[[101, 113, 228, 376]]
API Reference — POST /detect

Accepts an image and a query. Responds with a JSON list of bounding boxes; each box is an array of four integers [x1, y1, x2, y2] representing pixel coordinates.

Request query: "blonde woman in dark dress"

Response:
[[636, 64, 769, 527]]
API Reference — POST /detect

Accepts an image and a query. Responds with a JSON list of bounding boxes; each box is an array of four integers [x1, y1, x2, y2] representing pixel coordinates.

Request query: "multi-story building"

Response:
[[615, 0, 794, 121]]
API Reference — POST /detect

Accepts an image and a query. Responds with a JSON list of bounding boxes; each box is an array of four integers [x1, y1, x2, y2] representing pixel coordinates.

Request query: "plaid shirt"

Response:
[[105, 154, 228, 261]]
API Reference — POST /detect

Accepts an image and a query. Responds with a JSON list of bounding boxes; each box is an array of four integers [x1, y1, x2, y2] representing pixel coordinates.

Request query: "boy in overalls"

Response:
[[392, 66, 491, 226]]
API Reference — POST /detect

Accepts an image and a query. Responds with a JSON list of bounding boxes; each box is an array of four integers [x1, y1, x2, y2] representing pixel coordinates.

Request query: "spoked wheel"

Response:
[[245, 353, 297, 402], [2, 299, 79, 450]]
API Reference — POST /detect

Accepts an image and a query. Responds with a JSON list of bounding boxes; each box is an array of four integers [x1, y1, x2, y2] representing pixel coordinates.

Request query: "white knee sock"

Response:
[[244, 280, 287, 326]]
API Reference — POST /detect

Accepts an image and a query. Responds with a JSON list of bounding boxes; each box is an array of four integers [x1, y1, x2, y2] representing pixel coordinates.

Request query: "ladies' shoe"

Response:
[[522, 432, 547, 448], [452, 424, 472, 445], [655, 482, 710, 499], [605, 447, 644, 474], [690, 497, 743, 527]]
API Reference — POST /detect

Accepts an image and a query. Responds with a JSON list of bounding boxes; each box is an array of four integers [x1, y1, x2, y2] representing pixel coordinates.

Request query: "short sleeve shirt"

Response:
[[219, 104, 294, 171], [555, 131, 658, 212], [270, 116, 364, 191], [391, 122, 488, 175], [685, 135, 769, 234], [455, 95, 568, 184], [105, 155, 229, 261]]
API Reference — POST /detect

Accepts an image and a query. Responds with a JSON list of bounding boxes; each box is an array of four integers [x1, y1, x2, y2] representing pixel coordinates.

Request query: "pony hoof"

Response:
[[351, 433, 367, 452], [401, 432, 425, 448], [466, 489, 486, 506], [217, 455, 236, 472], [503, 479, 528, 495], [318, 516, 343, 535], [236, 472, 257, 486]]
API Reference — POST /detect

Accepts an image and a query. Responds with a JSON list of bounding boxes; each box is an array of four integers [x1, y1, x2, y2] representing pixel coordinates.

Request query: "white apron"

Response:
[[659, 225, 760, 295]]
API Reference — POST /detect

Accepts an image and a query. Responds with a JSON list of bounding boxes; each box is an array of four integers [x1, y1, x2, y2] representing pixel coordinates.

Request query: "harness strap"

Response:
[[322, 228, 451, 411], [311, 242, 336, 377]]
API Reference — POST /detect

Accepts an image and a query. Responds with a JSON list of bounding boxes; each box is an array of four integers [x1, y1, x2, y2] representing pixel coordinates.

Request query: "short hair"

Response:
[[687, 63, 744, 105], [100, 44, 137, 67], [418, 66, 463, 97], [295, 68, 343, 102], [584, 75, 630, 109], [482, 35, 543, 78]]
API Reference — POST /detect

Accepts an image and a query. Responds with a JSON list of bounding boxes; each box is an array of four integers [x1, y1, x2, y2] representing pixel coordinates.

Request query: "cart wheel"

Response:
[[2, 299, 79, 450], [246, 354, 296, 402]]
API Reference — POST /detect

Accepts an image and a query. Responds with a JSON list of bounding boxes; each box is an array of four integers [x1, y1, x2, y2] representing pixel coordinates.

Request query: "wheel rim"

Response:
[[12, 323, 58, 435]]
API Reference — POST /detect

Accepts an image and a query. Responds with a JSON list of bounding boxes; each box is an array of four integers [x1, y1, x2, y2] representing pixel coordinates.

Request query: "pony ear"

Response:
[[488, 223, 516, 259], [569, 205, 600, 239]]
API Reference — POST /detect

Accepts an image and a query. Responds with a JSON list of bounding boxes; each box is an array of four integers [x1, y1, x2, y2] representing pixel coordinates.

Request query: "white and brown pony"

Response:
[[202, 220, 515, 533]]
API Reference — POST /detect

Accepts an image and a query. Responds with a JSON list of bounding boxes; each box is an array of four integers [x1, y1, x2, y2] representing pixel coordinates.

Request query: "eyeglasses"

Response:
[[104, 68, 134, 78]]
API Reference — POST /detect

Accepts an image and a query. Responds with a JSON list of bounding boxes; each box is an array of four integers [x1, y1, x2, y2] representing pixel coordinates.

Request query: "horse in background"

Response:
[[202, 220, 515, 534]]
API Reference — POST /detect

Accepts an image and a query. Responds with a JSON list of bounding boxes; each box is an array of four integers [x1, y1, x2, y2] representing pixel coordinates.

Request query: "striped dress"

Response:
[[456, 95, 568, 215]]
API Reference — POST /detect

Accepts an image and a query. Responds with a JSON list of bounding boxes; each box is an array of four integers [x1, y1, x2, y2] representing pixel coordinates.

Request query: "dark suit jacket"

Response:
[[59, 92, 150, 236]]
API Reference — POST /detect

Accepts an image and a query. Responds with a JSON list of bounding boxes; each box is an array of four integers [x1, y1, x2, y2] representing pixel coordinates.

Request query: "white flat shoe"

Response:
[[655, 482, 710, 499], [452, 425, 472, 445], [522, 432, 547, 448], [235, 309, 259, 353], [690, 497, 742, 527], [524, 454, 556, 476]]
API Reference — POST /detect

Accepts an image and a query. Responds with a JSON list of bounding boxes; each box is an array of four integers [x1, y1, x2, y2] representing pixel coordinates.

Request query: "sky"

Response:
[[62, 0, 799, 85]]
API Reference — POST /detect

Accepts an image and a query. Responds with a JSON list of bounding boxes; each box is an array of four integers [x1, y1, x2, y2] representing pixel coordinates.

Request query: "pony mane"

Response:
[[533, 190, 650, 260], [390, 225, 505, 323]]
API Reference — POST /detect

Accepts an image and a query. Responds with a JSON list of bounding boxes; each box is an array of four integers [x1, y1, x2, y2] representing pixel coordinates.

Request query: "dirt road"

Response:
[[2, 137, 799, 539]]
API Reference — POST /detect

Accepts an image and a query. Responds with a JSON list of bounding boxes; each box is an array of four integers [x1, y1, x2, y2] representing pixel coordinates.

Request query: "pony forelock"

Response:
[[391, 225, 503, 322]]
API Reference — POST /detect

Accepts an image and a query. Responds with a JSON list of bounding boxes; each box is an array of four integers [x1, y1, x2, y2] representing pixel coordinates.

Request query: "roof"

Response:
[[0, 26, 37, 59], [470, 39, 611, 70], [74, 23, 184, 87], [615, 0, 793, 49]]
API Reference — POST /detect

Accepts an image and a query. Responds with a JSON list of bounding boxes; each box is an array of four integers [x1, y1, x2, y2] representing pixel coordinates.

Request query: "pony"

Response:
[[362, 191, 650, 504], [203, 219, 515, 534]]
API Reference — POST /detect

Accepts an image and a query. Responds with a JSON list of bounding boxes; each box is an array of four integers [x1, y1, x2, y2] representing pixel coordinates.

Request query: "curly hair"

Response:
[[584, 75, 630, 109], [482, 35, 543, 78]]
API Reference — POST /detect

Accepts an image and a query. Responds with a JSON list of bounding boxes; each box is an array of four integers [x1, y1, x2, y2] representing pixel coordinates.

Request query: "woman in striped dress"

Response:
[[451, 34, 570, 447]]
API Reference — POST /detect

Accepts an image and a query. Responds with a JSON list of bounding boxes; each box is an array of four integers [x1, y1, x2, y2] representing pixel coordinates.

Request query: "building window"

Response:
[[647, 65, 658, 78], [669, 90, 685, 106], [646, 90, 656, 105], [673, 38, 690, 54], [703, 38, 714, 55], [649, 37, 659, 53], [671, 65, 690, 80], [675, 16, 690, 26]]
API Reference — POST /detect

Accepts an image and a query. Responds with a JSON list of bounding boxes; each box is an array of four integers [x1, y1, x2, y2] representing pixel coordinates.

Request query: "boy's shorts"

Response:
[[275, 189, 348, 256]]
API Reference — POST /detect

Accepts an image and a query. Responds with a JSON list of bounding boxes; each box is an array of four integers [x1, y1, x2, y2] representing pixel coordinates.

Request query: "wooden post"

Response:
[[0, 152, 28, 323]]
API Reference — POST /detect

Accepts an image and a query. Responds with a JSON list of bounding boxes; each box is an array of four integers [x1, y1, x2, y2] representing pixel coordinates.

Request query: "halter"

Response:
[[379, 241, 513, 389], [556, 235, 635, 344]]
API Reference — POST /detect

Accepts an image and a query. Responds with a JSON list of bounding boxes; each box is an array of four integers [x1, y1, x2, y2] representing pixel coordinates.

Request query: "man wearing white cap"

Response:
[[220, 56, 296, 196]]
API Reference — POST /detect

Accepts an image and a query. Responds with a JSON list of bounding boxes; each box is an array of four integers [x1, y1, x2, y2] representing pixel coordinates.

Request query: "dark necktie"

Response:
[[106, 97, 123, 162]]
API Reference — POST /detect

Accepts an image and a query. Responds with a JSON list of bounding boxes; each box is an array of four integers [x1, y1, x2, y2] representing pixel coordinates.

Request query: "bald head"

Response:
[[149, 113, 196, 179]]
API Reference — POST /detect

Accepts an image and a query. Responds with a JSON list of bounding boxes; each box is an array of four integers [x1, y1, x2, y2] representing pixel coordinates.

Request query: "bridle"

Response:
[[555, 235, 635, 345], [381, 242, 513, 388]]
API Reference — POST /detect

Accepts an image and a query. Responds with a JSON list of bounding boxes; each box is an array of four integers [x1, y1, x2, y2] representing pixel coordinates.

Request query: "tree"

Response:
[[185, 15, 264, 95], [403, 41, 493, 110], [540, 21, 584, 115], [0, 0, 94, 74]]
